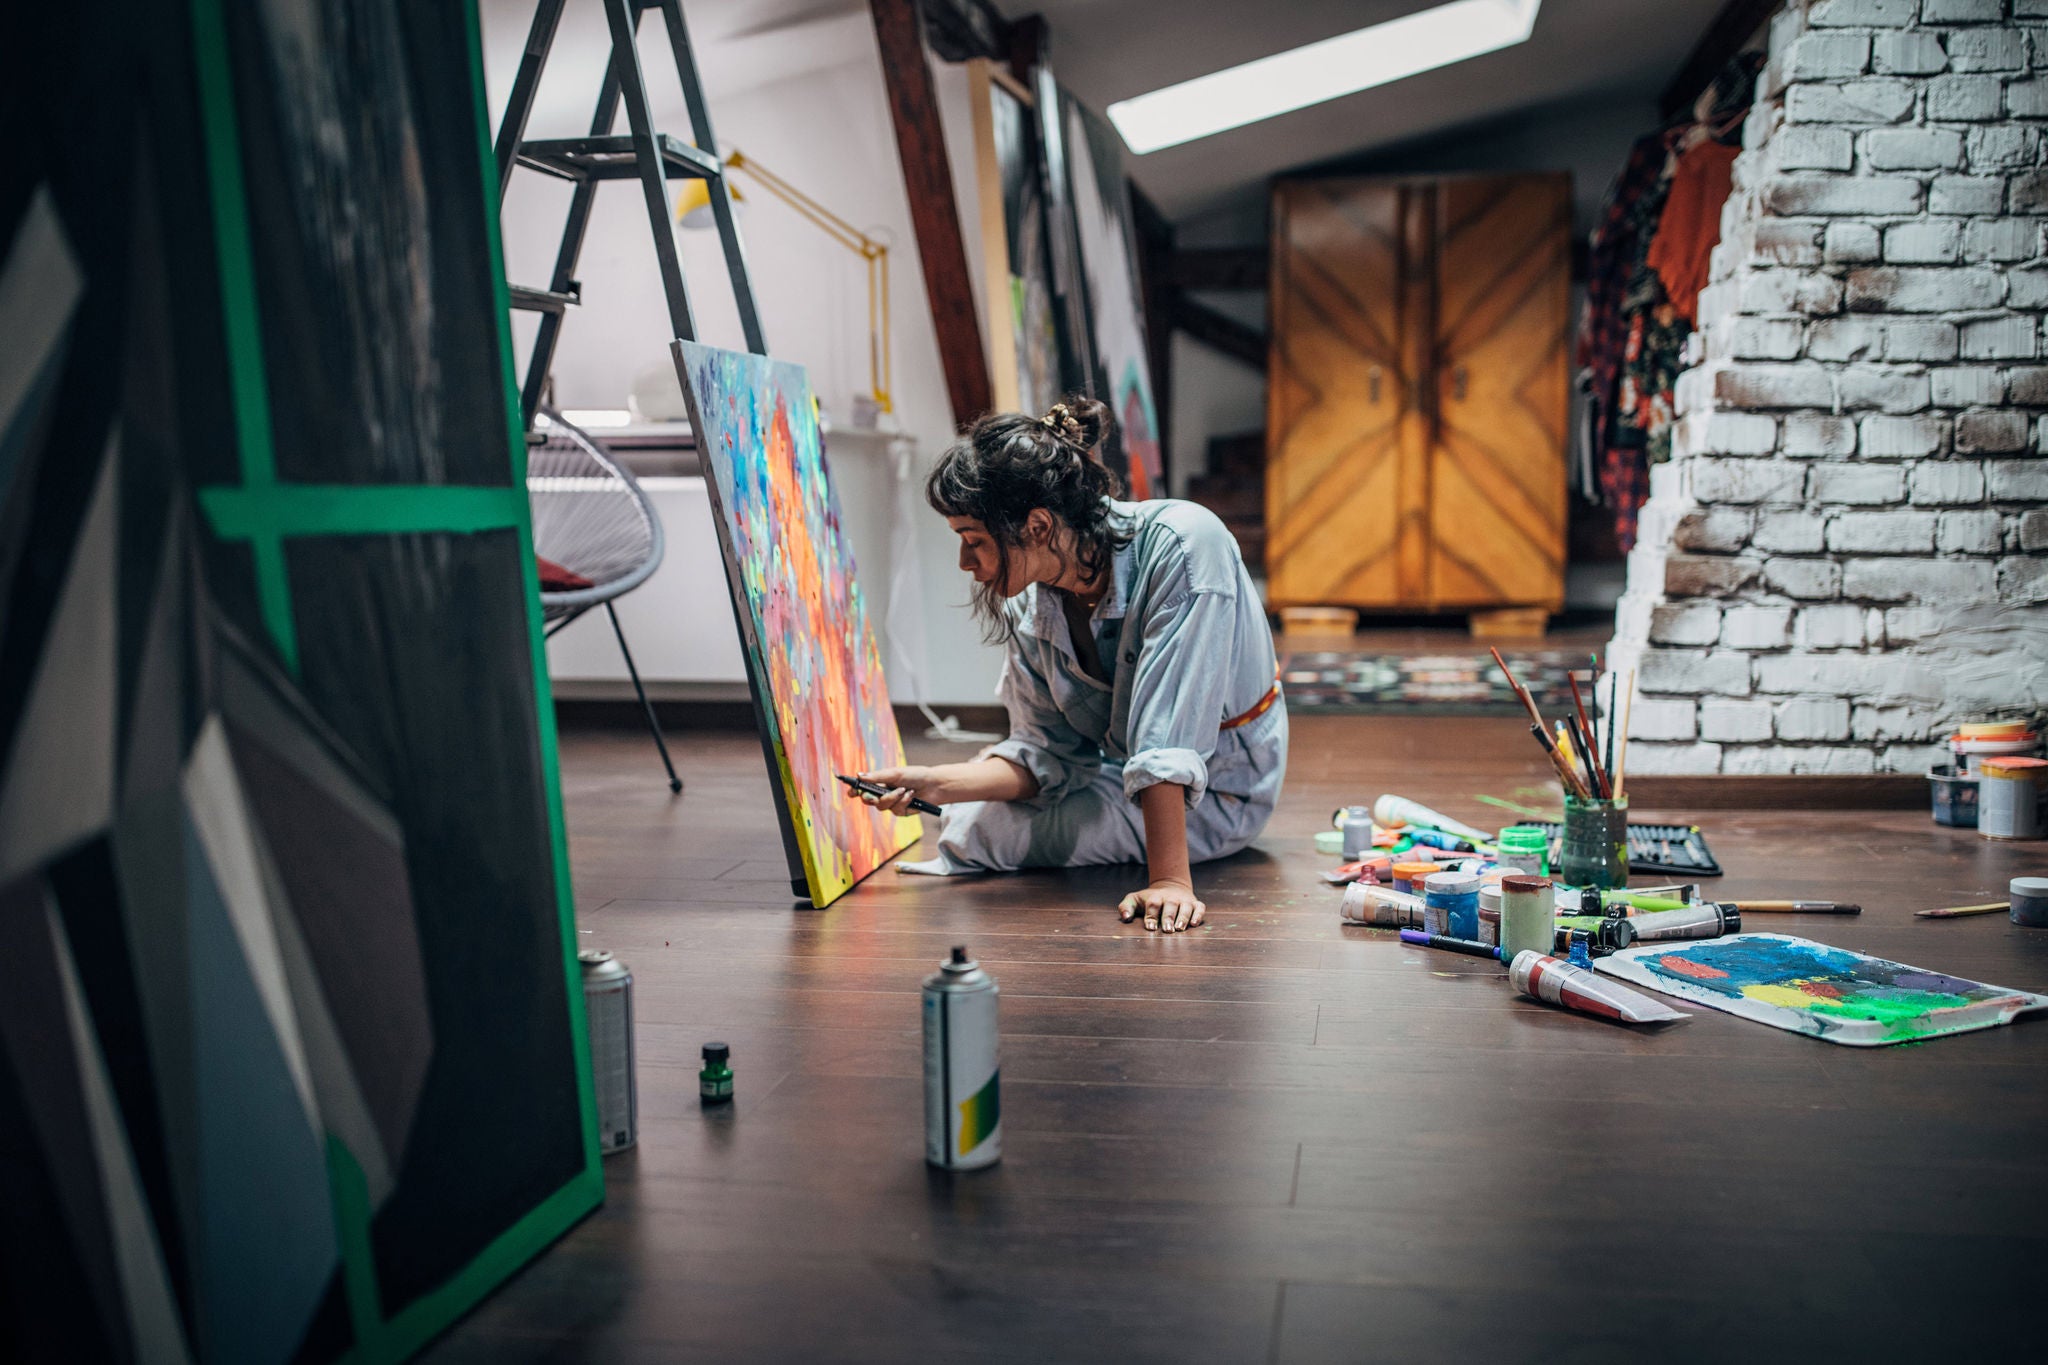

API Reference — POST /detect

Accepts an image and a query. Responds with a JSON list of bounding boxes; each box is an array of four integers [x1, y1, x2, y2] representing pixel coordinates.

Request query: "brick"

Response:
[[1846, 266, 2004, 311], [1807, 316, 1885, 361], [1910, 459, 1989, 502], [2000, 554, 2048, 600], [1628, 697, 1699, 741], [1873, 31, 1948, 76], [1882, 605, 1944, 642], [1836, 368, 1933, 413], [1764, 556, 1844, 598], [1823, 221, 1883, 263], [1854, 703, 1944, 742], [1648, 601, 1723, 646], [1699, 698, 1775, 743], [1959, 316, 2036, 359], [1674, 507, 1759, 553], [1863, 127, 1964, 170], [1728, 318, 1806, 360], [2010, 269, 2048, 307], [1922, 0, 2004, 19], [1697, 412, 1780, 455], [1770, 127, 1856, 172], [1842, 556, 1997, 599], [1880, 741, 1952, 771], [1739, 268, 1844, 314], [1812, 463, 1907, 503], [2022, 507, 2048, 550], [1827, 509, 1939, 552], [1755, 511, 1829, 553], [1763, 175, 1921, 216], [1802, 748, 1882, 775], [2026, 0, 2048, 17], [2010, 367, 2048, 403], [1930, 367, 2006, 405], [1930, 175, 2006, 213], [1948, 29, 2027, 72], [1721, 604, 1795, 649], [1808, 0, 1919, 24], [2009, 77, 2048, 115], [1782, 413, 1859, 457], [1860, 413, 1947, 456], [2010, 170, 2048, 211], [1626, 742, 1726, 775], [1940, 509, 2006, 551], [1755, 652, 1896, 695], [1988, 457, 2048, 496], [1798, 603, 1869, 648], [1969, 125, 2041, 172], [1786, 33, 1871, 79], [1956, 407, 2032, 450], [1883, 320, 1959, 361], [1961, 218, 2039, 261], [1692, 457, 1808, 503], [1777, 697, 1853, 741], [1882, 219, 1962, 263], [1664, 553, 1763, 596], [1712, 365, 1835, 409], [1749, 219, 1826, 267], [1721, 745, 1804, 775], [1638, 649, 1752, 696], [1926, 75, 2006, 119]]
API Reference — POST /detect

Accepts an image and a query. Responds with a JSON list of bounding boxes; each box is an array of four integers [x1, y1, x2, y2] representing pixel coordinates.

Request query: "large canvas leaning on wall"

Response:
[[673, 341, 923, 908], [0, 2, 598, 1362]]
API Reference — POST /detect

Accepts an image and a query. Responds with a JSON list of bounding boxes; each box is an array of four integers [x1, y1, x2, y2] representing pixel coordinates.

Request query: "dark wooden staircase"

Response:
[[1186, 430, 1266, 573]]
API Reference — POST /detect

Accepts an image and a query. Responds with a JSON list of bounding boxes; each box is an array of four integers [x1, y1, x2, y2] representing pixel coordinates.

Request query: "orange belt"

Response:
[[1221, 666, 1283, 731]]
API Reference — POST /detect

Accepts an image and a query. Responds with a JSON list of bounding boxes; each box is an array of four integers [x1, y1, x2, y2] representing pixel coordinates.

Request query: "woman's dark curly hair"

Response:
[[926, 396, 1133, 643]]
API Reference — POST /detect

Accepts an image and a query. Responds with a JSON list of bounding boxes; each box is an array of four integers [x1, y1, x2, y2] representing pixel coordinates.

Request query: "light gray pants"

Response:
[[900, 763, 1274, 875]]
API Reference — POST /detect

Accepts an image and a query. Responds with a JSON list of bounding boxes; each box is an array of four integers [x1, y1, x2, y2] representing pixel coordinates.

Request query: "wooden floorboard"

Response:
[[424, 714, 2048, 1364]]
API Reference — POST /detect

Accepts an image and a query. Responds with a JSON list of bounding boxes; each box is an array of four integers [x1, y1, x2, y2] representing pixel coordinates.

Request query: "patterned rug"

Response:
[[1280, 649, 1593, 714]]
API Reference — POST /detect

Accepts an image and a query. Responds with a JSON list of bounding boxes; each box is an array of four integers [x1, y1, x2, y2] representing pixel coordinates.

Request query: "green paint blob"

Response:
[[1806, 989, 1971, 1025]]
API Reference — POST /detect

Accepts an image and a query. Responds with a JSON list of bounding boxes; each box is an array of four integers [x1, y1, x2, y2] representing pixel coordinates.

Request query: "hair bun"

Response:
[[1040, 396, 1113, 456]]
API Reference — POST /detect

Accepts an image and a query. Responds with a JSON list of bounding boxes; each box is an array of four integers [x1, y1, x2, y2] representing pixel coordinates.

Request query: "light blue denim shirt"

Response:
[[985, 498, 1285, 812]]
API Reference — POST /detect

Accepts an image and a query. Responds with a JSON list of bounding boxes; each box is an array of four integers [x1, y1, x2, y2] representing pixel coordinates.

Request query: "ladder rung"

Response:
[[508, 284, 580, 314], [515, 134, 720, 183]]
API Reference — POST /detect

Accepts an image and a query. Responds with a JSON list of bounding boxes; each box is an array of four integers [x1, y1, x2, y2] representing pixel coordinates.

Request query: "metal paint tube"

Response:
[[1407, 828, 1477, 854], [1372, 794, 1494, 846], [923, 946, 1001, 1170], [1509, 951, 1689, 1024], [1554, 917, 1637, 952], [1341, 881, 1426, 928], [579, 950, 636, 1154], [1628, 903, 1741, 942]]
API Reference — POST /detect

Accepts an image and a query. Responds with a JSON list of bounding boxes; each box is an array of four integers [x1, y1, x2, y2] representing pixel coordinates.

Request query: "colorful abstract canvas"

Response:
[[673, 341, 921, 907], [1598, 935, 2048, 1047]]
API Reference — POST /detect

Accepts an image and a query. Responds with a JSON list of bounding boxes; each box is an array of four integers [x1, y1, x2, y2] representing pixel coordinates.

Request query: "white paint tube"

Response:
[[1340, 881, 1426, 928], [1509, 950, 1689, 1025], [1628, 903, 1741, 942], [1371, 794, 1493, 847]]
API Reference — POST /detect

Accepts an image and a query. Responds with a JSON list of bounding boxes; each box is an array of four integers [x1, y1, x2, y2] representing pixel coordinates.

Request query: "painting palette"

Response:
[[673, 340, 921, 907], [1597, 934, 2048, 1047]]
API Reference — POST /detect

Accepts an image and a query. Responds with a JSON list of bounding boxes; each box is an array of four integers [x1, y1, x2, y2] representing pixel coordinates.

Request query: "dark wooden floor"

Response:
[[425, 714, 2048, 1364]]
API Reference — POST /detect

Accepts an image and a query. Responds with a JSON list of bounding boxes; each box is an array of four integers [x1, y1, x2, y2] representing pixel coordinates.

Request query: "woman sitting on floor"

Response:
[[854, 398, 1287, 934]]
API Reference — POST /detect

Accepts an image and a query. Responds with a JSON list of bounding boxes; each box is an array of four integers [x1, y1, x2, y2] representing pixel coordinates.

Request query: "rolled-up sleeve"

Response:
[[1122, 576, 1236, 809], [986, 647, 1100, 803]]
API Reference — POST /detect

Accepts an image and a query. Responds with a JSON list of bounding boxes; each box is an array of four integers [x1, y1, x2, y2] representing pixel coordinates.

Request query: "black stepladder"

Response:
[[496, 0, 814, 900]]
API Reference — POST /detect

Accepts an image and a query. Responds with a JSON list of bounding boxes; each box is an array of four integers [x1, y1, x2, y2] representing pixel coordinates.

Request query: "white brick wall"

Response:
[[1607, 0, 2048, 775]]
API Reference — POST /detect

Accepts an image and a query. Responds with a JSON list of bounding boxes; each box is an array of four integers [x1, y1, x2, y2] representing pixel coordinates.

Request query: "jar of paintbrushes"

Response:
[[1559, 792, 1630, 890]]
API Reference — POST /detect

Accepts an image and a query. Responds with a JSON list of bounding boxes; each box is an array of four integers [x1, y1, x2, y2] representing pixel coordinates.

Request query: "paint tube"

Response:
[[1371, 795, 1493, 847], [1341, 881, 1425, 928], [1554, 916, 1637, 952], [1627, 903, 1741, 942], [1509, 950, 1689, 1025]]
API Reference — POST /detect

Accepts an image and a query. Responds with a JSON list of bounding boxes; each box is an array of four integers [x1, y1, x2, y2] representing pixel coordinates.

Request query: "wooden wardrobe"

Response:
[[1265, 173, 1571, 628]]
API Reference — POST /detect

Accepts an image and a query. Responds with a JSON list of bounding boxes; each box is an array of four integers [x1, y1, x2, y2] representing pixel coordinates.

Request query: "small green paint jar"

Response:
[[699, 1041, 733, 1104], [1497, 825, 1550, 876]]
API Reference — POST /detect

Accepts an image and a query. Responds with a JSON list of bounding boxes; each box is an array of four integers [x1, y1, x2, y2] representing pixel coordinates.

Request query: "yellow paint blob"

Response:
[[1741, 984, 1821, 1010]]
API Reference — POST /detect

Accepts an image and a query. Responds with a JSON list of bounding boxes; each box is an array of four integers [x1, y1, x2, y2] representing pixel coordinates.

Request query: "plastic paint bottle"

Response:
[[699, 1042, 733, 1105], [1497, 825, 1551, 876], [1423, 870, 1481, 939], [1498, 874, 1554, 963]]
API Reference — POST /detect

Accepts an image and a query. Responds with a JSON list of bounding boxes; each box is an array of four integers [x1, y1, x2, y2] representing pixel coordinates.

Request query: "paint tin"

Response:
[[1980, 758, 2046, 841], [1497, 825, 1551, 875], [1928, 765, 1980, 828], [1952, 730, 2040, 775], [1498, 875, 1553, 964], [923, 946, 1001, 1170], [579, 949, 636, 1154], [1628, 903, 1741, 942], [2012, 877, 2048, 929], [1478, 884, 1502, 949], [1390, 861, 1440, 895], [1424, 870, 1481, 940]]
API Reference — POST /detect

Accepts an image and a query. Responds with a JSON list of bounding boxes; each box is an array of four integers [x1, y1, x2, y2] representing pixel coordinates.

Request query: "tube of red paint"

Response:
[[1509, 950, 1688, 1024]]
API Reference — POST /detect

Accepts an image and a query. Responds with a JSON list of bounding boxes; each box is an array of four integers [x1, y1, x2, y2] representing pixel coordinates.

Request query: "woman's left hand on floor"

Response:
[[1117, 878, 1205, 933]]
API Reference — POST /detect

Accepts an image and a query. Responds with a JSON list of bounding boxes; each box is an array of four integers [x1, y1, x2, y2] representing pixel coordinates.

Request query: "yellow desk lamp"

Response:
[[677, 151, 893, 415]]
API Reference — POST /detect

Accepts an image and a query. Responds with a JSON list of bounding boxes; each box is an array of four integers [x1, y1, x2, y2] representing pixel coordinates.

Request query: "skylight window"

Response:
[[1107, 0, 1542, 154]]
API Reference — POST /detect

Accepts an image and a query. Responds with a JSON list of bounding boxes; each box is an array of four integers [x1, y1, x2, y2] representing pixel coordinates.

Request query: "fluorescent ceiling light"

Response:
[[1107, 0, 1541, 154]]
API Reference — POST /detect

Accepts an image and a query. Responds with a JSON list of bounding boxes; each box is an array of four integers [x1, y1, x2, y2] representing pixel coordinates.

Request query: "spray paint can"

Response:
[[1628, 903, 1741, 942], [923, 946, 1001, 1170], [579, 949, 636, 1154]]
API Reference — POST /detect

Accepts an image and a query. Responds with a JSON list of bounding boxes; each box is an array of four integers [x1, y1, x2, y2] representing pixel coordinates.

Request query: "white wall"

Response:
[[480, 0, 1003, 706]]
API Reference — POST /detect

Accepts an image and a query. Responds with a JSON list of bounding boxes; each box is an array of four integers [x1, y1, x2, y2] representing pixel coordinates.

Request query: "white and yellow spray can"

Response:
[[922, 945, 1001, 1170]]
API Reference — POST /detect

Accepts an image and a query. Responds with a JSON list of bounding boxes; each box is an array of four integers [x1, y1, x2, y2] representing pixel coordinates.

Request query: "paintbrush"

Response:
[[1914, 901, 2009, 919], [1489, 646, 1548, 731], [1566, 668, 1610, 797], [1532, 722, 1591, 800], [1599, 658, 1617, 795], [1615, 669, 1634, 802], [1727, 900, 1861, 915]]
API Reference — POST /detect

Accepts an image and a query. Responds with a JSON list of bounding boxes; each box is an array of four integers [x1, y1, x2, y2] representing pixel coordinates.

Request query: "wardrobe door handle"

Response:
[[1451, 366, 1468, 401], [1368, 365, 1382, 403]]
